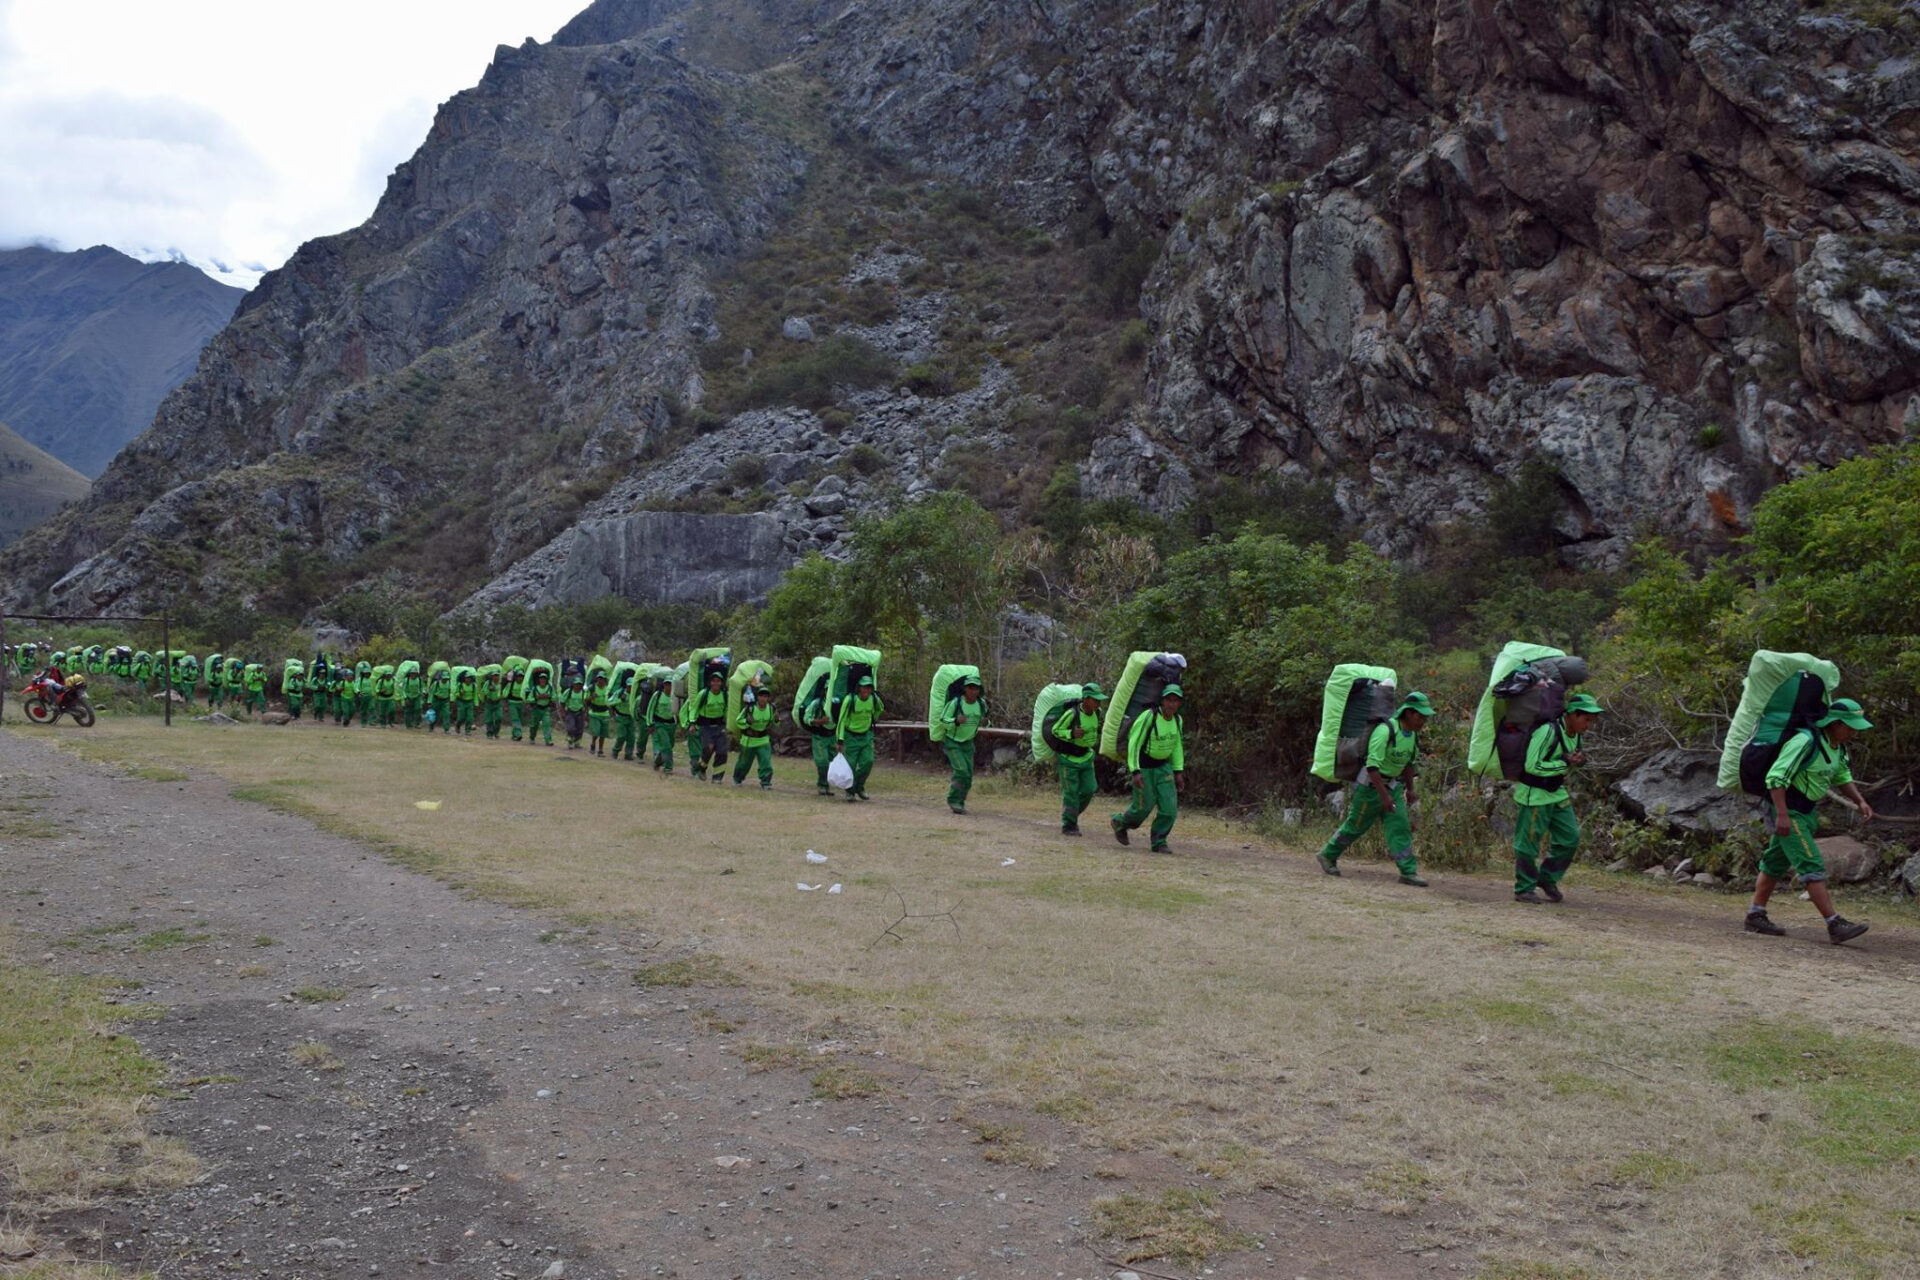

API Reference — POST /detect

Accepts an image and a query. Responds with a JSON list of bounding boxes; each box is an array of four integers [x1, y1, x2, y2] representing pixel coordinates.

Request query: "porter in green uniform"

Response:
[[480, 668, 505, 737], [834, 677, 882, 801], [685, 672, 730, 781], [524, 668, 555, 745], [1318, 692, 1434, 887], [243, 663, 267, 714], [1512, 692, 1604, 903], [938, 676, 985, 814], [647, 682, 678, 771], [1744, 698, 1874, 943], [452, 669, 478, 734], [1112, 686, 1185, 853], [428, 664, 453, 733], [562, 678, 588, 750], [802, 692, 837, 794], [586, 672, 613, 755], [612, 675, 638, 761], [732, 680, 776, 788], [1052, 683, 1106, 835]]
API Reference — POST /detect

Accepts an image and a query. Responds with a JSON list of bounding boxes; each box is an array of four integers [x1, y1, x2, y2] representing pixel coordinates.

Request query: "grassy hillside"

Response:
[[0, 417, 90, 547]]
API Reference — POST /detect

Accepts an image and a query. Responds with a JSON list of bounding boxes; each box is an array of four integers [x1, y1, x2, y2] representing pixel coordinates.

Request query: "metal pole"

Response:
[[0, 609, 7, 724], [162, 609, 172, 728]]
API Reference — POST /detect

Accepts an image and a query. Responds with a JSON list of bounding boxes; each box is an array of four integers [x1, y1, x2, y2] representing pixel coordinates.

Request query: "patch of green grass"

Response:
[[693, 1008, 738, 1034], [289, 986, 346, 1004], [810, 1062, 884, 1100], [1016, 875, 1209, 915], [125, 764, 190, 782], [1474, 1263, 1597, 1280], [963, 1117, 1057, 1170], [252, 935, 278, 947], [1456, 996, 1559, 1030], [631, 955, 742, 989], [739, 1042, 810, 1072], [1092, 1187, 1254, 1266], [1707, 1017, 1920, 1164], [291, 1041, 344, 1071], [135, 927, 211, 951], [57, 921, 138, 949], [1363, 1160, 1434, 1201], [1610, 1151, 1699, 1190]]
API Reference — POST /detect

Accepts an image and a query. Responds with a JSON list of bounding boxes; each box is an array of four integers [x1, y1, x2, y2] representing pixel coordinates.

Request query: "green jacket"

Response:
[[837, 691, 882, 737], [1768, 728, 1853, 808], [685, 687, 728, 725], [1052, 705, 1100, 763], [1364, 719, 1418, 781], [587, 682, 613, 713], [562, 686, 587, 713], [940, 695, 985, 743], [527, 679, 555, 709], [738, 699, 776, 745], [647, 690, 678, 725], [1514, 721, 1580, 807], [1125, 709, 1184, 773]]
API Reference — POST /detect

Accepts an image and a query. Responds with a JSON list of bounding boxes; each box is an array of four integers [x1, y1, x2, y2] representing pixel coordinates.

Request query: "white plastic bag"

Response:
[[827, 752, 854, 790]]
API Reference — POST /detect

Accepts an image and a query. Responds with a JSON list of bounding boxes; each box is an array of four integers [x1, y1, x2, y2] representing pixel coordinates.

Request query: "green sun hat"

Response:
[[1566, 692, 1607, 715], [1162, 683, 1185, 699], [1398, 690, 1437, 717], [1819, 697, 1872, 731], [1080, 681, 1108, 701]]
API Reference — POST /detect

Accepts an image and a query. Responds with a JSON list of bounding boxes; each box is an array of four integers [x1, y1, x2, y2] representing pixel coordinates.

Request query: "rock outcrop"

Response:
[[7, 0, 1920, 619]]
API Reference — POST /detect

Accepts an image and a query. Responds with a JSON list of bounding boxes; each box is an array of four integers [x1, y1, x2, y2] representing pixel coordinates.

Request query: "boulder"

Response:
[[262, 711, 293, 725], [1815, 835, 1880, 884], [782, 316, 815, 342], [1898, 853, 1920, 896], [1614, 749, 1754, 834]]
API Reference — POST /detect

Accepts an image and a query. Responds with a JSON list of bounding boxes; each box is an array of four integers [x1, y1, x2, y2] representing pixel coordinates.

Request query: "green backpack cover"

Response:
[[926, 664, 981, 743], [1030, 683, 1085, 764], [1310, 664, 1399, 783], [728, 660, 775, 738], [1100, 651, 1188, 765], [792, 656, 832, 729], [1719, 651, 1842, 792]]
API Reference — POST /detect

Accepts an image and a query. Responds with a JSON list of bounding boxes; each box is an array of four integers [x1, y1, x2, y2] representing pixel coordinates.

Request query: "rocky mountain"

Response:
[[6, 0, 1920, 622], [0, 416, 90, 548], [0, 245, 244, 477]]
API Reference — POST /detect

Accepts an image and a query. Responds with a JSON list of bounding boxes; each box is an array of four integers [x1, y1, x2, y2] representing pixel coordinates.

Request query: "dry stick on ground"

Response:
[[867, 885, 960, 950], [1083, 1243, 1189, 1280]]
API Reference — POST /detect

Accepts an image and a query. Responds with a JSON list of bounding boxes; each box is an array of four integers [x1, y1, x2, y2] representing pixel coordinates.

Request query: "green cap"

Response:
[[1162, 684, 1185, 699], [1565, 692, 1606, 715], [1080, 682, 1107, 701], [1819, 697, 1871, 731], [858, 675, 874, 687], [1397, 691, 1436, 717], [964, 675, 982, 687]]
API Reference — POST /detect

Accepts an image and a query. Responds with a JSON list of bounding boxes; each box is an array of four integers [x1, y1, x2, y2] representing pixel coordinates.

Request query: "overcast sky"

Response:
[[0, 0, 590, 287]]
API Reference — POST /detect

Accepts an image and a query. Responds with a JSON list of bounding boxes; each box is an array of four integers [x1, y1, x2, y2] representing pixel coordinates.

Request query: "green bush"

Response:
[[734, 337, 897, 412]]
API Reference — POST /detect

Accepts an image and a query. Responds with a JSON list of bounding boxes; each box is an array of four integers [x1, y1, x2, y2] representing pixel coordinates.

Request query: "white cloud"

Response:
[[0, 0, 593, 286]]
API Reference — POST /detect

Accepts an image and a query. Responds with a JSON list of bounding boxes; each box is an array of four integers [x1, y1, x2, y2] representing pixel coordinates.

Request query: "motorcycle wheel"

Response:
[[24, 698, 55, 724], [69, 699, 96, 728]]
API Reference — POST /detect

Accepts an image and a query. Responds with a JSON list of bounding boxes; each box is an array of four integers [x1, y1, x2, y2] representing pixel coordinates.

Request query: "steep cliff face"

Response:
[[7, 0, 1918, 619]]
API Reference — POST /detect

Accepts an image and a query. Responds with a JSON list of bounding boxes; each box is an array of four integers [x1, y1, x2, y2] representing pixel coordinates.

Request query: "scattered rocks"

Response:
[[1899, 852, 1920, 896], [1605, 857, 1632, 873], [1815, 835, 1880, 884], [781, 316, 815, 342], [1670, 858, 1695, 882], [1614, 749, 1753, 833], [261, 711, 293, 726], [1690, 872, 1725, 889]]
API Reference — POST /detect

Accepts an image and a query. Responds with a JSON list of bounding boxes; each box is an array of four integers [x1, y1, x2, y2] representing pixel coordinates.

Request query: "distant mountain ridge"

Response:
[[0, 416, 89, 548], [0, 245, 244, 476]]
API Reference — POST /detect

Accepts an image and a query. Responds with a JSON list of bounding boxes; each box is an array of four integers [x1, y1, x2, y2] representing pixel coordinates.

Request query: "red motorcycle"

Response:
[[20, 670, 95, 727]]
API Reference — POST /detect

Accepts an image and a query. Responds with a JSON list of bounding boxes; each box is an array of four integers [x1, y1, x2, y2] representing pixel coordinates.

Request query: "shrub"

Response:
[[734, 337, 897, 412], [725, 454, 770, 490]]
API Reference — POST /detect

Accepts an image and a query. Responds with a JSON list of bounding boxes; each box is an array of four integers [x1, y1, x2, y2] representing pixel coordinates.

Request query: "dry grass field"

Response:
[[25, 711, 1920, 1279]]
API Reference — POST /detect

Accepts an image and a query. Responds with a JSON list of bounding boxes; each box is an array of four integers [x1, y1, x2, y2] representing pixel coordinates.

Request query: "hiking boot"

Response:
[[1744, 910, 1786, 937], [734, 777, 744, 787], [760, 782, 771, 790], [1539, 880, 1564, 903], [1398, 873, 1429, 888], [1828, 916, 1869, 945], [1111, 822, 1130, 847], [711, 773, 724, 784], [1514, 890, 1544, 904], [1062, 824, 1081, 837], [1151, 844, 1172, 855], [949, 805, 965, 815], [1317, 853, 1342, 877]]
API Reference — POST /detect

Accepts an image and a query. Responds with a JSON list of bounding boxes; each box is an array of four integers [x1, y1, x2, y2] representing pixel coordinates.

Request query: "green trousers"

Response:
[[357, 693, 372, 724], [509, 700, 524, 741], [484, 703, 503, 737], [733, 741, 774, 786], [1514, 800, 1580, 893], [208, 686, 223, 708], [1059, 756, 1097, 830], [613, 713, 636, 759], [432, 697, 451, 731], [288, 695, 303, 718], [944, 738, 975, 809], [651, 720, 676, 768], [523, 706, 553, 744], [1113, 764, 1177, 848], [842, 730, 875, 797], [810, 734, 835, 793], [403, 696, 423, 729], [453, 702, 474, 732], [1322, 781, 1418, 876], [375, 697, 394, 726], [588, 712, 610, 741]]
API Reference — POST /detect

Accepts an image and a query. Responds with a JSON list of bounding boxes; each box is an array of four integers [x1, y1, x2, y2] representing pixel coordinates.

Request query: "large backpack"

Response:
[[827, 645, 880, 719], [793, 655, 833, 731], [1100, 652, 1186, 765], [1736, 671, 1832, 806], [1467, 643, 1588, 781], [1031, 684, 1085, 764], [1333, 676, 1400, 783], [927, 664, 981, 743]]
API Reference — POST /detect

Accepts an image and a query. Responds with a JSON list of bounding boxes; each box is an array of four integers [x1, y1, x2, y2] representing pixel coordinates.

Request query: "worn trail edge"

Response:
[[0, 728, 1447, 1279]]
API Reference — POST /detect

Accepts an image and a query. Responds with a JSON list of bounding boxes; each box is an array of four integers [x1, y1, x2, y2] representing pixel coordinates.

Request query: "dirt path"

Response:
[[0, 727, 1465, 1279]]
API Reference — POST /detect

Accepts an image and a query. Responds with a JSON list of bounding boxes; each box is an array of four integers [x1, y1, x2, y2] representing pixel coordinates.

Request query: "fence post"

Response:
[[0, 609, 7, 723], [161, 610, 172, 728]]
